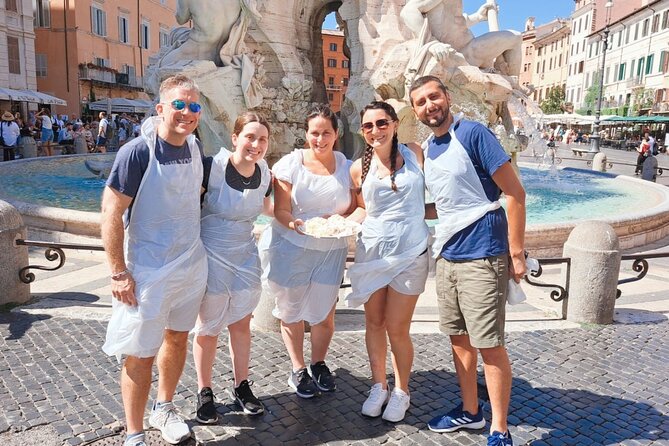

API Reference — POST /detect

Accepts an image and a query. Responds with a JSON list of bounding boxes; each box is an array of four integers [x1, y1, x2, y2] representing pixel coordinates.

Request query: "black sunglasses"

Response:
[[164, 99, 202, 113], [361, 119, 392, 132]]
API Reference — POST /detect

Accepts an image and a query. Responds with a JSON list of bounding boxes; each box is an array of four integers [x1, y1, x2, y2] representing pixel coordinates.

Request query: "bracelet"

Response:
[[111, 269, 130, 280]]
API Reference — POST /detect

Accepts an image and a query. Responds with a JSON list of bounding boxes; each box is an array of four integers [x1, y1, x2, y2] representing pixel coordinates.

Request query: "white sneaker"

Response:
[[382, 388, 410, 422], [361, 383, 389, 417], [148, 401, 191, 444]]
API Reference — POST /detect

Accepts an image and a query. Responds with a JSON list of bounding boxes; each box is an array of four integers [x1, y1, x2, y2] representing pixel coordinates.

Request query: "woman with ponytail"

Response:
[[347, 101, 429, 422]]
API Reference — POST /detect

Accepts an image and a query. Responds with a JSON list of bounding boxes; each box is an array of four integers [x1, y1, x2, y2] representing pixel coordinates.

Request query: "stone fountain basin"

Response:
[[1, 157, 668, 256]]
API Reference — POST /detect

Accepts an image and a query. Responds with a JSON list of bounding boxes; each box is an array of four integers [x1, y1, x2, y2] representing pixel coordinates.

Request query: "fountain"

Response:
[[2, 1, 668, 254]]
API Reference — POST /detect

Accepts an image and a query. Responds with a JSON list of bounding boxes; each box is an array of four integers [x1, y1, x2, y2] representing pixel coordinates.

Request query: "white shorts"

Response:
[[388, 251, 429, 295]]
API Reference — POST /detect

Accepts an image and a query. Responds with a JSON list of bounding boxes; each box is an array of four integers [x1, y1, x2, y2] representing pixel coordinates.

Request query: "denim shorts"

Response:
[[40, 128, 53, 143]]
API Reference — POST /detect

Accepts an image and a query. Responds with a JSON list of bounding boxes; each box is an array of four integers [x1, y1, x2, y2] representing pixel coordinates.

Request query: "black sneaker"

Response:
[[287, 367, 318, 398], [309, 361, 336, 392], [195, 387, 218, 424], [228, 380, 264, 415]]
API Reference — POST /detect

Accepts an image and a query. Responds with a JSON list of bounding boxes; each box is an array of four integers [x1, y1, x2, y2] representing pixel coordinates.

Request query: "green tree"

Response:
[[540, 85, 566, 114], [579, 72, 601, 115]]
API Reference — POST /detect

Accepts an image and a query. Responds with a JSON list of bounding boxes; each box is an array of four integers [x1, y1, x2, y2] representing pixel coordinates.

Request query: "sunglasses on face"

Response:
[[165, 99, 202, 113], [361, 119, 392, 133]]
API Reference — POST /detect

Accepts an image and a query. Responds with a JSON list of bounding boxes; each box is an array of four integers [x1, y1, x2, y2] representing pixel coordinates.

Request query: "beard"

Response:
[[420, 108, 449, 128]]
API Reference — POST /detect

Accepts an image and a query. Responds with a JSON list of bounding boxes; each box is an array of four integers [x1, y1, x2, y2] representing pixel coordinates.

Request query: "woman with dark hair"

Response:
[[346, 101, 429, 422], [193, 112, 274, 423], [258, 104, 354, 399]]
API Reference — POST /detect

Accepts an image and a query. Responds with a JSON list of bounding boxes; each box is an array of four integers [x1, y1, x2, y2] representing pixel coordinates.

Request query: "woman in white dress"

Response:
[[193, 112, 273, 423], [347, 101, 429, 422], [259, 105, 354, 399]]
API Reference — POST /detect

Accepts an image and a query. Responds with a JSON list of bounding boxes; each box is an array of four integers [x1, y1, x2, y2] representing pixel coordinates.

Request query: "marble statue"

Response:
[[143, 0, 526, 161]]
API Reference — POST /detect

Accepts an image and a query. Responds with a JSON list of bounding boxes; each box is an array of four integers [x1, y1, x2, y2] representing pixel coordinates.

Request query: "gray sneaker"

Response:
[[149, 401, 191, 444], [124, 432, 146, 446]]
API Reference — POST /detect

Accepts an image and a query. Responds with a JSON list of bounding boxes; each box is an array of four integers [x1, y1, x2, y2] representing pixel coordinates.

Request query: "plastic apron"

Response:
[[346, 145, 429, 308], [103, 117, 207, 359], [424, 114, 501, 259], [196, 148, 270, 335], [258, 149, 352, 324]]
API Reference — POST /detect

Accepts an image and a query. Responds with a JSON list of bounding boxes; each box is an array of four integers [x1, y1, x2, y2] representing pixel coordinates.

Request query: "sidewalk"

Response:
[[1, 158, 669, 445]]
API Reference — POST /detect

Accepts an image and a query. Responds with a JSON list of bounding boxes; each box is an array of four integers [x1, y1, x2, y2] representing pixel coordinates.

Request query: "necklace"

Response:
[[240, 175, 253, 185]]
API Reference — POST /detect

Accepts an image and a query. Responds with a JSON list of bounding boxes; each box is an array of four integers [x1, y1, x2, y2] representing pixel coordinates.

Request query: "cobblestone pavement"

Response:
[[1, 309, 668, 446]]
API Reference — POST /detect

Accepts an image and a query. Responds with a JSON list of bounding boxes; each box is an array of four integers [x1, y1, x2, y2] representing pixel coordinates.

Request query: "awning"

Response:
[[88, 98, 153, 113], [602, 116, 669, 123], [0, 87, 67, 105]]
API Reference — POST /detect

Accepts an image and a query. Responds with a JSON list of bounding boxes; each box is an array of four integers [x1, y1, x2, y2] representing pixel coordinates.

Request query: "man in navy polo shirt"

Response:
[[410, 75, 526, 446]]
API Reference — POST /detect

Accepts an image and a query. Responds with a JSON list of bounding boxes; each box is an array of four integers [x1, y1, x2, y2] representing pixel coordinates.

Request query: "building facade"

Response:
[[530, 19, 571, 105], [33, 0, 178, 119], [322, 29, 349, 113], [1, 0, 38, 116], [584, 0, 669, 116]]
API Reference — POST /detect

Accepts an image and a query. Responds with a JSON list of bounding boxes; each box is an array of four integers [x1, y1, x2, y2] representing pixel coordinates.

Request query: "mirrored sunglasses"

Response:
[[361, 119, 392, 133], [167, 99, 202, 113]]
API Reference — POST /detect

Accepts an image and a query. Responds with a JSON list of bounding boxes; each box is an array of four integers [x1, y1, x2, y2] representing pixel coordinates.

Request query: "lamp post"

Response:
[[590, 0, 614, 153]]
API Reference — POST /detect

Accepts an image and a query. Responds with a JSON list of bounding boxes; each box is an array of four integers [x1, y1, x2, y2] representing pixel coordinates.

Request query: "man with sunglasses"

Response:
[[101, 74, 208, 446], [409, 75, 526, 446]]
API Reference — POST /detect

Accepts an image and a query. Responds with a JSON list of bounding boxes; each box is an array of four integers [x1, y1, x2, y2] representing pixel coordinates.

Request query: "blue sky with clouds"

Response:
[[323, 1, 575, 35]]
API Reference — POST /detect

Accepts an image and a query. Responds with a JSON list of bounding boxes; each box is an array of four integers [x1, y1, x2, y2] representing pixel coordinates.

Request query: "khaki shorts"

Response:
[[435, 255, 509, 348]]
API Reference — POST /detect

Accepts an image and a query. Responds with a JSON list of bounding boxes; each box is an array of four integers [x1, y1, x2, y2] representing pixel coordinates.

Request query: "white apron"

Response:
[[258, 149, 352, 324], [195, 148, 270, 335], [103, 117, 207, 359], [346, 145, 429, 307], [424, 114, 501, 259]]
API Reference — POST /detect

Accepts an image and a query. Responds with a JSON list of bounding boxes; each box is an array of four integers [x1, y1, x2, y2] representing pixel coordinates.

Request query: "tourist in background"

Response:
[[35, 108, 54, 156], [258, 104, 354, 399], [346, 101, 429, 422], [635, 136, 651, 175], [409, 76, 526, 446], [1, 111, 21, 161], [192, 112, 273, 424], [100, 75, 208, 446], [96, 111, 109, 153]]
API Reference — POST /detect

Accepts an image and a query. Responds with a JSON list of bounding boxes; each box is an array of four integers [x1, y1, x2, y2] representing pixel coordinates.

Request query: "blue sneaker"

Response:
[[487, 430, 513, 446], [427, 403, 485, 432]]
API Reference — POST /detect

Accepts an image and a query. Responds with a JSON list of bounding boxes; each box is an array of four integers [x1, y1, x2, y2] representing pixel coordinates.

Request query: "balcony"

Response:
[[79, 64, 144, 89], [652, 101, 669, 113], [326, 84, 342, 91], [626, 76, 643, 88]]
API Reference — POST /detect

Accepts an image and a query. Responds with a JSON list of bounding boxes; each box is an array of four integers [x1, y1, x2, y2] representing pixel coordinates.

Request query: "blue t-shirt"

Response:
[[106, 135, 205, 221], [426, 120, 511, 261]]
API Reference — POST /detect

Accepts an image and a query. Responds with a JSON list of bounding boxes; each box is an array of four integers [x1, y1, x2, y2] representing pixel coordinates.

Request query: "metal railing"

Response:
[[16, 239, 104, 284], [617, 252, 669, 297]]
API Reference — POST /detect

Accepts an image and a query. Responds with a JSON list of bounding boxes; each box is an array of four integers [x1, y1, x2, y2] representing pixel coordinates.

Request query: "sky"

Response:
[[323, 1, 575, 35]]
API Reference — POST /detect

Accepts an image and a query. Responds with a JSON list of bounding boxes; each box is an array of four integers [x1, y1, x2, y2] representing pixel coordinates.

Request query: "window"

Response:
[[328, 76, 334, 85], [159, 25, 169, 49], [140, 20, 150, 49], [588, 43, 593, 58], [630, 60, 635, 78], [91, 5, 107, 36], [642, 19, 649, 37], [6, 0, 18, 12], [35, 53, 47, 77], [329, 42, 337, 51], [652, 14, 660, 33], [342, 77, 348, 86], [585, 72, 590, 87], [617, 30, 622, 47], [34, 0, 50, 28], [637, 57, 644, 76], [559, 54, 562, 67], [7, 36, 20, 74], [568, 65, 572, 76], [625, 27, 630, 44], [328, 93, 333, 101], [327, 58, 336, 68], [118, 16, 129, 43], [94, 57, 109, 67], [578, 60, 584, 73], [646, 54, 654, 75], [661, 51, 669, 74], [663, 11, 669, 29], [634, 23, 639, 40], [542, 60, 545, 73], [342, 60, 349, 68], [618, 62, 626, 81], [549, 58, 552, 70], [605, 66, 610, 84], [613, 64, 618, 80]]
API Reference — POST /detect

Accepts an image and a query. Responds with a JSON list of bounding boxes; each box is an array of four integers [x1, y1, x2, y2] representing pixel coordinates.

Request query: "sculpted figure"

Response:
[[401, 0, 521, 78], [157, 0, 262, 107]]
